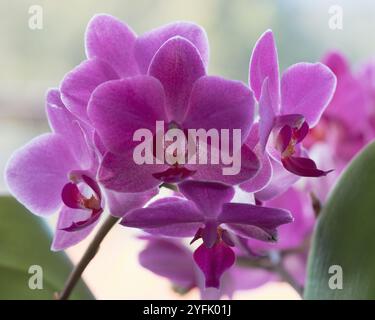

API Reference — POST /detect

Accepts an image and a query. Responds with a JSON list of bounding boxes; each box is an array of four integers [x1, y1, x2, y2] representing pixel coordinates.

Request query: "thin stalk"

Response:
[[57, 214, 120, 300]]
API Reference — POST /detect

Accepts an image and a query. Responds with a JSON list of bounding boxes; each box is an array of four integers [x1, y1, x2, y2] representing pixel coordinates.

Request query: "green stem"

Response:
[[57, 214, 120, 300]]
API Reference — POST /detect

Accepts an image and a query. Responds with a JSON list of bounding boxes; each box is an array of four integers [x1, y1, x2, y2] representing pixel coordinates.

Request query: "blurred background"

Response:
[[0, 0, 374, 299]]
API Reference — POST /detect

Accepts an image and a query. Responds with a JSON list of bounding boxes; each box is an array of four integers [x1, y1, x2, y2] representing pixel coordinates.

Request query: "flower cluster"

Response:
[[5, 15, 341, 295]]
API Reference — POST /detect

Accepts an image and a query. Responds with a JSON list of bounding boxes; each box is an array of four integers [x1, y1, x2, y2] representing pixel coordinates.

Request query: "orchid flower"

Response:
[[303, 52, 375, 202], [306, 51, 371, 163], [5, 89, 156, 250], [121, 180, 292, 287], [70, 16, 260, 192], [242, 30, 337, 201]]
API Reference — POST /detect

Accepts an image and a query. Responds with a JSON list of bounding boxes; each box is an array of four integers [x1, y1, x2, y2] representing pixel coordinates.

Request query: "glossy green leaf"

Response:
[[0, 196, 94, 299], [305, 141, 375, 299]]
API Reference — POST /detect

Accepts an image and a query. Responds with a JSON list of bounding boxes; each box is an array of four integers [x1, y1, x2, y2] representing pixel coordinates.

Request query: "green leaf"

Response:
[[0, 196, 94, 299], [305, 141, 375, 299]]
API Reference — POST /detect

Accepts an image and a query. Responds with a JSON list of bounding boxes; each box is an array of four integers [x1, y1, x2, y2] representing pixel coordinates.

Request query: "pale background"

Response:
[[1, 0, 374, 299]]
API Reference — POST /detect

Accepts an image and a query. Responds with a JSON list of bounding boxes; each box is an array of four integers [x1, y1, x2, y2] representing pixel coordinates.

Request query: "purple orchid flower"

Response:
[[303, 52, 375, 203], [306, 51, 371, 163], [242, 30, 336, 200], [139, 237, 272, 299], [121, 180, 292, 288], [88, 73, 258, 193], [59, 14, 259, 192], [5, 89, 156, 250]]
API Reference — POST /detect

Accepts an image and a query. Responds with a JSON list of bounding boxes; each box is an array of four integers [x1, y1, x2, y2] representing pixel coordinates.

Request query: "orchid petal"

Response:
[[193, 242, 235, 288], [60, 58, 119, 122], [139, 237, 196, 289], [280, 62, 337, 127], [183, 76, 255, 142], [148, 36, 206, 123], [255, 157, 300, 201], [178, 180, 234, 218], [258, 78, 276, 151], [98, 151, 168, 193], [5, 134, 77, 216], [105, 188, 158, 218], [190, 144, 260, 186], [51, 205, 99, 251], [219, 202, 293, 241], [249, 30, 280, 111], [88, 76, 167, 153], [121, 197, 203, 237], [135, 21, 209, 73], [282, 156, 333, 177], [85, 14, 139, 77]]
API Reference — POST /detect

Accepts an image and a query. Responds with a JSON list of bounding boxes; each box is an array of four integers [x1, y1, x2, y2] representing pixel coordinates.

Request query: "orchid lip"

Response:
[[282, 156, 334, 177], [61, 173, 103, 231], [275, 121, 310, 158]]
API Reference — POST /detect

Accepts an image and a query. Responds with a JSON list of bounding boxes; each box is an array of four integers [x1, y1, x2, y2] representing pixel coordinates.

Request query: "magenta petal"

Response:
[[264, 187, 314, 249], [51, 206, 99, 251], [121, 197, 203, 237], [46, 89, 76, 134], [98, 151, 167, 193], [105, 188, 158, 218], [139, 238, 196, 289], [60, 58, 119, 122], [178, 180, 234, 218], [240, 149, 273, 193], [88, 76, 167, 153], [93, 131, 107, 156], [46, 89, 94, 170], [280, 62, 337, 127], [282, 156, 333, 177], [226, 224, 279, 242], [5, 134, 77, 216], [148, 36, 206, 123], [193, 242, 235, 288], [85, 14, 139, 77], [135, 21, 209, 73], [258, 78, 276, 151], [190, 144, 260, 186], [249, 30, 280, 110], [61, 209, 102, 232], [219, 203, 293, 241], [255, 157, 300, 201], [323, 51, 368, 128], [322, 50, 350, 77], [183, 76, 255, 142]]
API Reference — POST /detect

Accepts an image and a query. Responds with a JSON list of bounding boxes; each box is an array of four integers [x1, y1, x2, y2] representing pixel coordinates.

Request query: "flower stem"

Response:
[[236, 250, 304, 297], [57, 214, 120, 300], [273, 260, 304, 296]]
